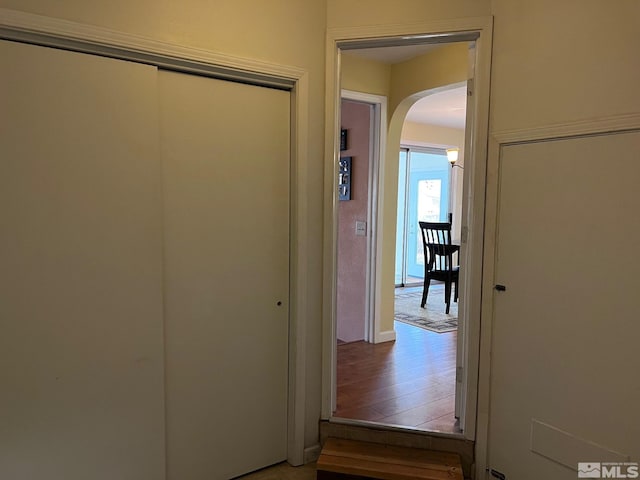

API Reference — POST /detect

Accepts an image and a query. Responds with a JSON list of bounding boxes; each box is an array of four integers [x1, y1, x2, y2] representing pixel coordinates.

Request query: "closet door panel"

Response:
[[159, 70, 290, 480], [0, 40, 164, 480]]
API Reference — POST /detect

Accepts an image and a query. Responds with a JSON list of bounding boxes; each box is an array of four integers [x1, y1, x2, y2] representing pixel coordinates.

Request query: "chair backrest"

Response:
[[418, 221, 456, 273]]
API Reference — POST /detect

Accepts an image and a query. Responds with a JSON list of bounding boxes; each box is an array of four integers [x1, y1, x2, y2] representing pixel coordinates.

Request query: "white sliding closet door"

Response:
[[159, 70, 290, 480], [0, 41, 165, 480]]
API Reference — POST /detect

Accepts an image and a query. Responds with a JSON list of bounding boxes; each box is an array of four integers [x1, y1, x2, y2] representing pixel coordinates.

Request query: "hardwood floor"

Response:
[[334, 286, 460, 433]]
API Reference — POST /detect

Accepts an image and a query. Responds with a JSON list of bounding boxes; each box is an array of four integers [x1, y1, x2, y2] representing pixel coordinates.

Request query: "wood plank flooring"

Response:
[[334, 286, 460, 433]]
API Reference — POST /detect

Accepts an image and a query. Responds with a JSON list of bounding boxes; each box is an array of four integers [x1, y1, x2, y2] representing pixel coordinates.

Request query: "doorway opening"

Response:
[[325, 18, 492, 442], [335, 74, 467, 433]]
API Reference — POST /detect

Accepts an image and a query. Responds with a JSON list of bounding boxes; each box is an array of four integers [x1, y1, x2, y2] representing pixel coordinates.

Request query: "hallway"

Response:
[[334, 286, 459, 433]]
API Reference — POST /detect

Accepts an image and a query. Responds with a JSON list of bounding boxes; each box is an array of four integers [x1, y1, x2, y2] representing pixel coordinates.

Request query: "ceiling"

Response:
[[345, 44, 441, 64], [404, 86, 467, 130], [346, 45, 467, 130]]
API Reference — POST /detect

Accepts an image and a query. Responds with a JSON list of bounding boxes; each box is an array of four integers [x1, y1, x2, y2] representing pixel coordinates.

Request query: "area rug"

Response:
[[394, 286, 458, 333]]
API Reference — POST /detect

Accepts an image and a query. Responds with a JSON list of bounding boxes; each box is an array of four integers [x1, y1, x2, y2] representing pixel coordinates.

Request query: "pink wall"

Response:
[[336, 100, 371, 343]]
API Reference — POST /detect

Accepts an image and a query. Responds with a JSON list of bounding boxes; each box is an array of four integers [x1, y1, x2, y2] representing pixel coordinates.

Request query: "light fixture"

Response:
[[446, 148, 459, 165]]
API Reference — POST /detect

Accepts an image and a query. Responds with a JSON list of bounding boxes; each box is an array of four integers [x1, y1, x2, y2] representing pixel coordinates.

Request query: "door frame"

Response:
[[0, 8, 309, 467], [400, 147, 452, 282], [340, 90, 388, 345], [322, 17, 493, 442]]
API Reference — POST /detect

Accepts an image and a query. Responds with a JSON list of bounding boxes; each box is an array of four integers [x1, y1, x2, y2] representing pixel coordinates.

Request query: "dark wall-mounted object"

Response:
[[338, 156, 351, 201], [340, 129, 348, 151]]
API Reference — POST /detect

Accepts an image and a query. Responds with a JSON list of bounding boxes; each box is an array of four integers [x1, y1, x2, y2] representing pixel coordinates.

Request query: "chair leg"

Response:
[[444, 280, 451, 314], [454, 279, 459, 303], [421, 277, 431, 308]]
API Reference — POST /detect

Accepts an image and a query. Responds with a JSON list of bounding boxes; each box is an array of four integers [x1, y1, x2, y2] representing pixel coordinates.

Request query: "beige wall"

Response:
[[341, 53, 391, 97], [1, 0, 327, 451], [327, 0, 490, 27], [490, 0, 640, 132], [401, 122, 465, 151], [389, 43, 469, 119]]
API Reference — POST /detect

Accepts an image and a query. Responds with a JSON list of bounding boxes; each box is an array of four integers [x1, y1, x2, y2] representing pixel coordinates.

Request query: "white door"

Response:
[[159, 71, 290, 480], [0, 41, 165, 480], [487, 131, 640, 479]]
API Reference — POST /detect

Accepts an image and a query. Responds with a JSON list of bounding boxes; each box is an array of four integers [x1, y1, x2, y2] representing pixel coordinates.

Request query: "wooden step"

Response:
[[317, 438, 464, 480]]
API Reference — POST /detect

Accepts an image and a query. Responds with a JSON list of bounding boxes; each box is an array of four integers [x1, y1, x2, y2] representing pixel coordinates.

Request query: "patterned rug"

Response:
[[394, 285, 458, 333]]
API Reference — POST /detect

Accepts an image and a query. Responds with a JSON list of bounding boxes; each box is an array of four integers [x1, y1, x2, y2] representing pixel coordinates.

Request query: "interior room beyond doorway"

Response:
[[334, 39, 468, 435]]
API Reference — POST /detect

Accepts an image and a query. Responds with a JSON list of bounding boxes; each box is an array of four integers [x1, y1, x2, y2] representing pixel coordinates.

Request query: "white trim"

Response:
[[366, 100, 377, 343], [340, 89, 387, 105], [322, 33, 341, 419], [453, 47, 475, 424], [476, 114, 640, 479], [376, 330, 397, 343], [322, 19, 494, 454], [0, 8, 299, 89], [303, 444, 322, 464], [328, 19, 488, 43], [341, 89, 388, 346], [456, 33, 491, 445], [0, 8, 309, 468], [453, 22, 493, 449], [287, 73, 310, 466], [492, 112, 640, 144]]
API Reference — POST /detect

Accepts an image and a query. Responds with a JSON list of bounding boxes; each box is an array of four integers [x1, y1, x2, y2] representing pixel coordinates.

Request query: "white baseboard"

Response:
[[375, 329, 396, 343], [303, 444, 321, 463]]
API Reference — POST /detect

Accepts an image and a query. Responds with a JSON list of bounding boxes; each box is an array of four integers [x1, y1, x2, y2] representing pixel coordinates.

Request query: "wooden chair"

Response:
[[419, 221, 459, 314]]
